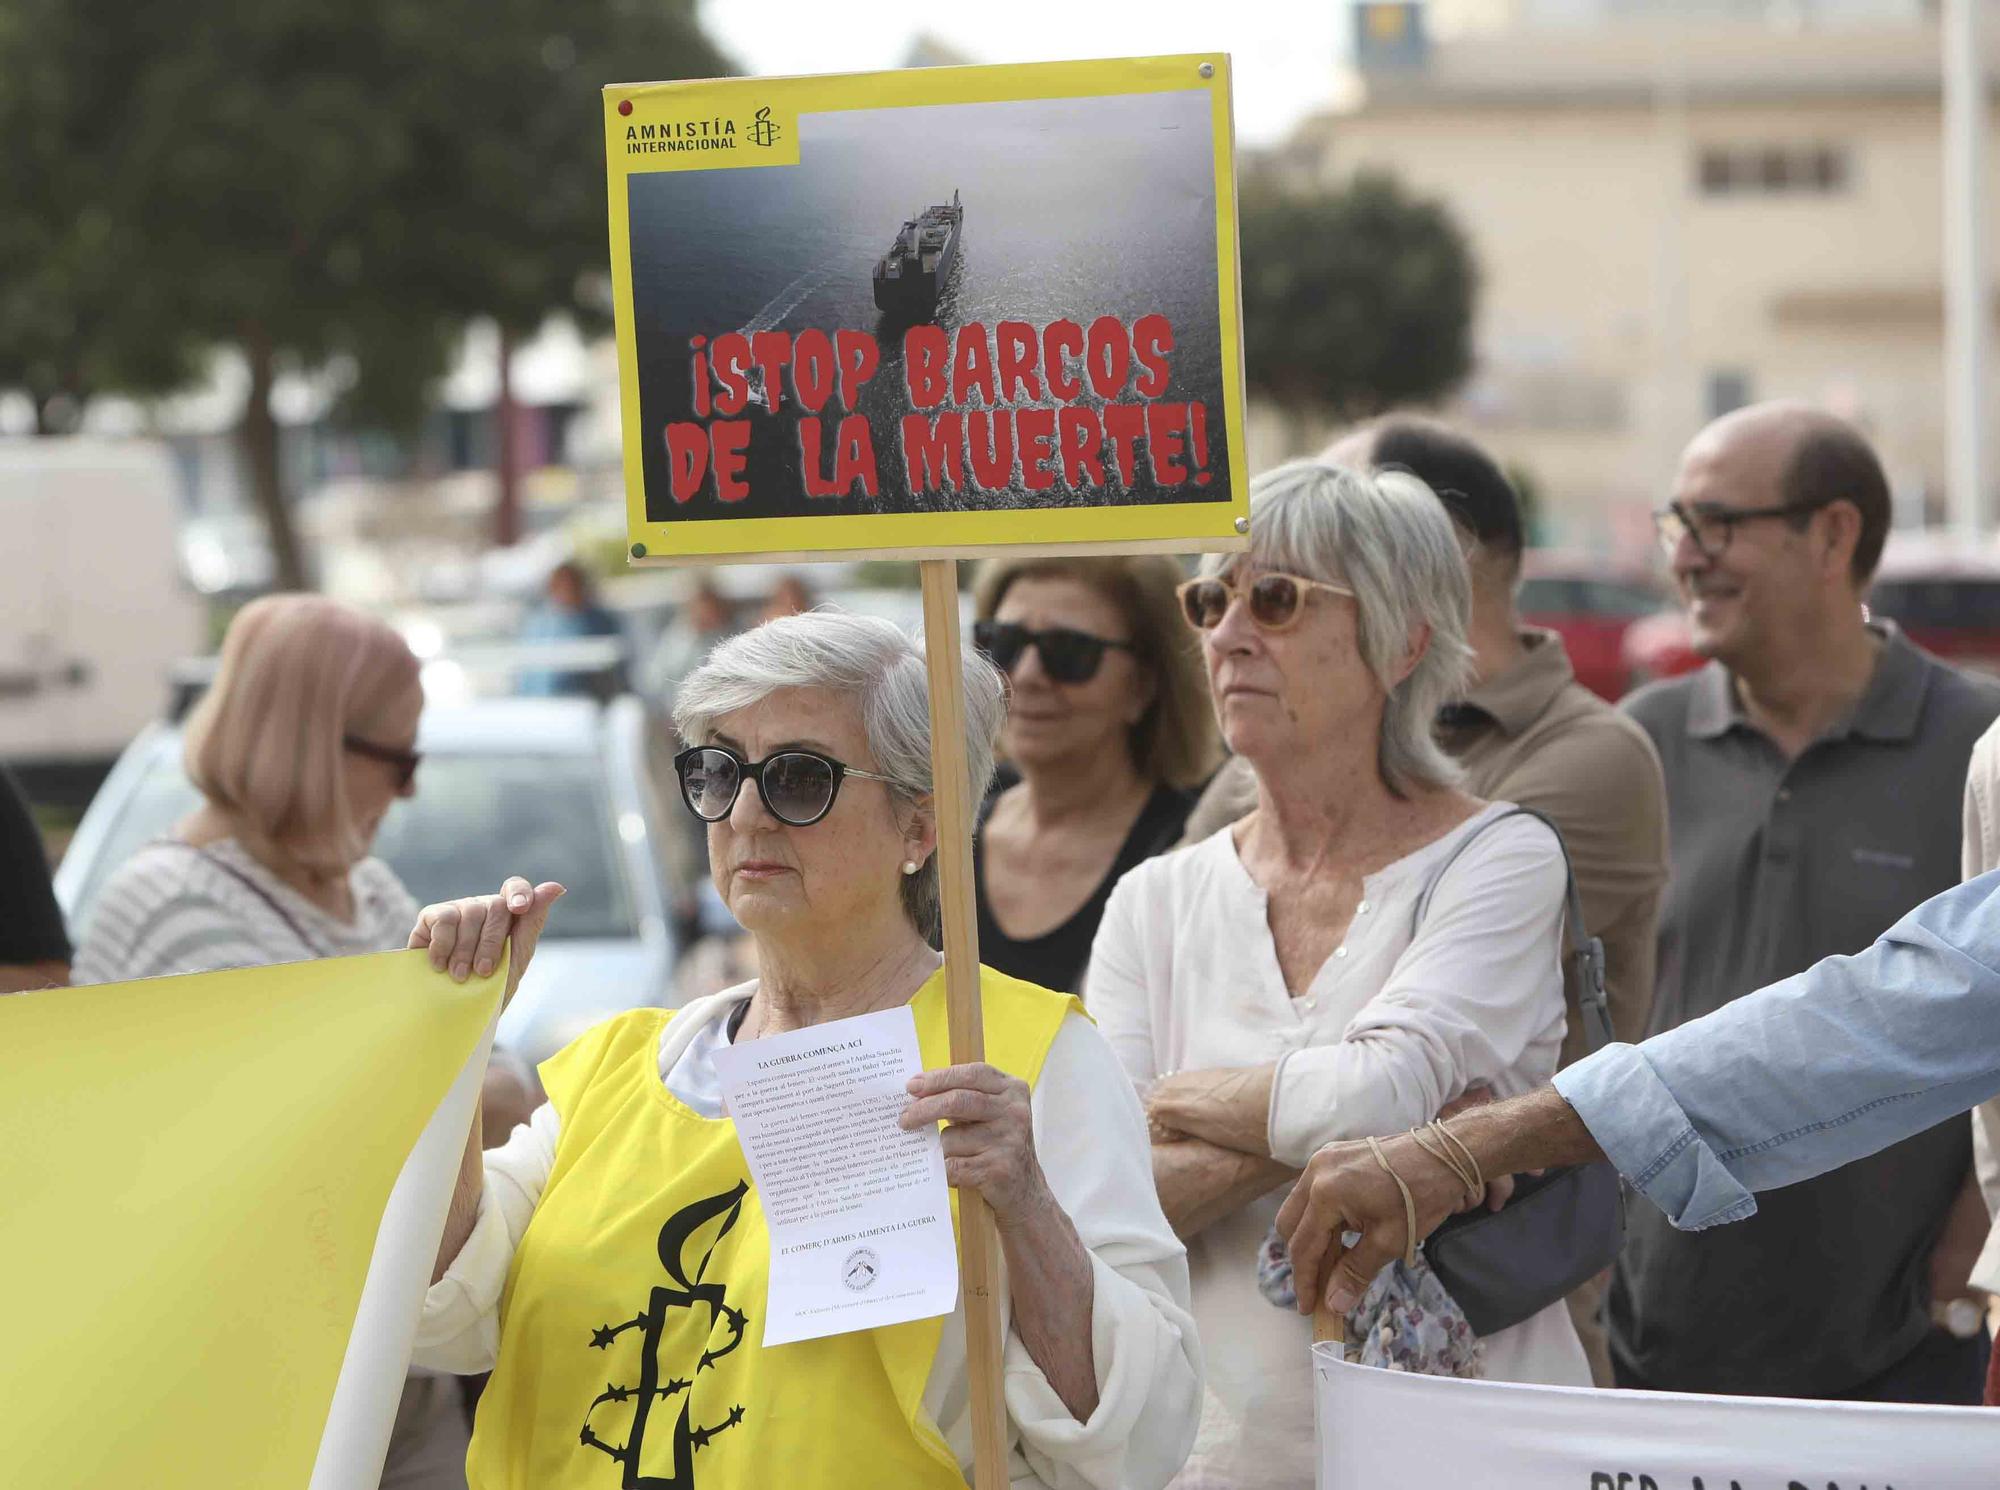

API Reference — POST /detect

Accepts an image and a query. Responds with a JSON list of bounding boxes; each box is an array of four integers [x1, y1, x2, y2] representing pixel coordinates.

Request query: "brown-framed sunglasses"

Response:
[[343, 734, 422, 790], [1176, 571, 1355, 632]]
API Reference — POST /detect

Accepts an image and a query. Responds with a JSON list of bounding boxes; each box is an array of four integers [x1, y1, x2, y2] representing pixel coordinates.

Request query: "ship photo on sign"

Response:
[[874, 189, 962, 321], [605, 57, 1248, 561]]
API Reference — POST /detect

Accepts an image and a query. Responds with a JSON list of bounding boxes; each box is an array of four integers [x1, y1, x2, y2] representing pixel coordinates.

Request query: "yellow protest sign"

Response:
[[0, 950, 502, 1489], [605, 54, 1249, 563]]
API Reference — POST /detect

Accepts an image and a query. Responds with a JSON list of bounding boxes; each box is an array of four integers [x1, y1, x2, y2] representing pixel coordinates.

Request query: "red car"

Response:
[[1516, 551, 1673, 701], [1621, 532, 2000, 690]]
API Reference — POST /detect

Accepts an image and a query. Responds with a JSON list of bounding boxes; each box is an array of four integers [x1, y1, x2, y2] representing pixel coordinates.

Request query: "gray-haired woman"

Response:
[[1086, 462, 1588, 1488], [407, 610, 1200, 1490]]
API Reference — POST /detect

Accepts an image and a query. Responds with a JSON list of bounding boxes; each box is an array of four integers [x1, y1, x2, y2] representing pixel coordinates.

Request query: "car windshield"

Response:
[[74, 747, 636, 940]]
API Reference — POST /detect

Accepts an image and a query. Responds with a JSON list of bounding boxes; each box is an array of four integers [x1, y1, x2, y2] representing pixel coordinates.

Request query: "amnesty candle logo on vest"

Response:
[[579, 1181, 752, 1485]]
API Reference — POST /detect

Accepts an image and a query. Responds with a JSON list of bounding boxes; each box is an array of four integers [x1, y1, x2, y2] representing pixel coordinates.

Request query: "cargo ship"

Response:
[[872, 189, 962, 319]]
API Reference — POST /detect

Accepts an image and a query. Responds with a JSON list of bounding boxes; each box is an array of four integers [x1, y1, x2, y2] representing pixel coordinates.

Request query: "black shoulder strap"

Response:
[[1413, 807, 1614, 1056]]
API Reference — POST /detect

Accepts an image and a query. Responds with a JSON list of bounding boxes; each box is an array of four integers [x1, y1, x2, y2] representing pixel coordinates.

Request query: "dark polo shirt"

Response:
[[1615, 622, 2000, 1397]]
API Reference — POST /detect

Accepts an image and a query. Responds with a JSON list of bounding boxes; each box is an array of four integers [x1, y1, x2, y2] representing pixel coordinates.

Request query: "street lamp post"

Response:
[[1944, 0, 1990, 541]]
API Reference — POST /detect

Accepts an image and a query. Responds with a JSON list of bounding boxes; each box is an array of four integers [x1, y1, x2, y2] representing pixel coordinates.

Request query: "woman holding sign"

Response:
[[413, 610, 1200, 1490], [1086, 462, 1590, 1489]]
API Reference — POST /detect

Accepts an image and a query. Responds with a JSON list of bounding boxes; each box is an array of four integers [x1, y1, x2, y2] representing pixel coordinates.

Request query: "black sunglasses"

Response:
[[972, 620, 1136, 684], [674, 744, 896, 828], [343, 734, 421, 790]]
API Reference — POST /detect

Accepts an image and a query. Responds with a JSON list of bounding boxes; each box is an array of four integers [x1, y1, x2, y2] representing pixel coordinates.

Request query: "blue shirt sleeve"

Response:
[[1553, 870, 2000, 1230]]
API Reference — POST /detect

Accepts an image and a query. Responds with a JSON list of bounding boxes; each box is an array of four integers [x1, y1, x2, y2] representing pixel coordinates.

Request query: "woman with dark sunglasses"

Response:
[[411, 609, 1202, 1490], [1086, 462, 1591, 1488], [969, 556, 1220, 994]]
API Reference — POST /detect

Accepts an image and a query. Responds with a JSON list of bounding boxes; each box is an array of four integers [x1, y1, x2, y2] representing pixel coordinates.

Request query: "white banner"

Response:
[[1314, 1343, 1998, 1489]]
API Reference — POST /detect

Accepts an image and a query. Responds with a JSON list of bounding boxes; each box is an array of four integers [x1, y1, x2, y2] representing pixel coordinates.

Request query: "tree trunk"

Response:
[[239, 326, 310, 591], [494, 323, 521, 548]]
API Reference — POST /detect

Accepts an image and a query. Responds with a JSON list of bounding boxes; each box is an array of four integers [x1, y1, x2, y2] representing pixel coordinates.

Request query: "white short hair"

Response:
[[1202, 460, 1474, 796], [672, 608, 1007, 937]]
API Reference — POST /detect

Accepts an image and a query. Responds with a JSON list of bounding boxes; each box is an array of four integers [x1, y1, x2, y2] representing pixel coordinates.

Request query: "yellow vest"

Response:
[[467, 965, 1078, 1490]]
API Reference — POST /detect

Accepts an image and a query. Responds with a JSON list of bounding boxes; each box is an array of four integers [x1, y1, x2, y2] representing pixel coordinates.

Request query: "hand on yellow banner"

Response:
[[409, 876, 565, 1006]]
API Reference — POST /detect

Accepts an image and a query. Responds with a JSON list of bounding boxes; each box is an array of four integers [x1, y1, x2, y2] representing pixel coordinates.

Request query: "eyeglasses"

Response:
[[674, 744, 897, 828], [1176, 571, 1355, 632], [971, 620, 1136, 684], [1653, 498, 1830, 561], [343, 734, 421, 790]]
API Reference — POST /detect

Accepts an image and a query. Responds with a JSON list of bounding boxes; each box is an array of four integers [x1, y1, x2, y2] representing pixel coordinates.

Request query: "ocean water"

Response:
[[626, 89, 1230, 521]]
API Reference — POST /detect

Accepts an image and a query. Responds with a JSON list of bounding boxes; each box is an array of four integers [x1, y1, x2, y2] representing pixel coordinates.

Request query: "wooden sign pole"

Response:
[[917, 557, 1009, 1490], [1313, 1300, 1345, 1347]]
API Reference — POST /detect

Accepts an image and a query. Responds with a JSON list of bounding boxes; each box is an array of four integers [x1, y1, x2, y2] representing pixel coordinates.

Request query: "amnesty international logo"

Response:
[[612, 91, 796, 173]]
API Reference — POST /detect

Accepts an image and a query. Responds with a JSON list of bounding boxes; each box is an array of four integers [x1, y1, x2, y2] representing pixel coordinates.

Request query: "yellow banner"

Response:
[[605, 55, 1249, 563], [0, 950, 503, 1488]]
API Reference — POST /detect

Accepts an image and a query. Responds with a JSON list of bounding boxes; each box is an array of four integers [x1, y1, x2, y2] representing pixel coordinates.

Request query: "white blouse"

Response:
[[413, 987, 1203, 1490], [1087, 804, 1590, 1490]]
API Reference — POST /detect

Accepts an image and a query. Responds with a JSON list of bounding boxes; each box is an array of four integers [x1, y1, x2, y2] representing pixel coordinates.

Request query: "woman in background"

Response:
[[971, 556, 1219, 993]]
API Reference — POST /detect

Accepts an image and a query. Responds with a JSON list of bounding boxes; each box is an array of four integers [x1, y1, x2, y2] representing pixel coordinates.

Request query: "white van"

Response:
[[0, 439, 204, 783]]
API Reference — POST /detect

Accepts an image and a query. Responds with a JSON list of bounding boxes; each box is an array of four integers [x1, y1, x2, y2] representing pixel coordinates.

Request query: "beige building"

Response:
[[1267, 2, 1994, 556]]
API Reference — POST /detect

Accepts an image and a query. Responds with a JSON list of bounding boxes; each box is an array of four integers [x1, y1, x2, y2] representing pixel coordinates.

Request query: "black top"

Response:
[[1, 766, 71, 964], [973, 779, 1197, 994], [1614, 624, 2000, 1397]]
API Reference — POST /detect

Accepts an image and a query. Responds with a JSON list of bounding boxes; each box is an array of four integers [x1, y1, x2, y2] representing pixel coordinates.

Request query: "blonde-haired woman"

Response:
[[1088, 462, 1588, 1489], [76, 595, 426, 979], [971, 555, 1221, 994], [73, 593, 479, 1490]]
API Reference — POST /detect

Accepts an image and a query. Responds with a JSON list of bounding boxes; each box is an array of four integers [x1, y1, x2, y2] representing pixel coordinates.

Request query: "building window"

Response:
[[1707, 369, 1753, 420], [1695, 144, 1852, 197]]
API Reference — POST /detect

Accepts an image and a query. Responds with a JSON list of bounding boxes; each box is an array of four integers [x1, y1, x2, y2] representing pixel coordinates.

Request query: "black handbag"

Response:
[[1413, 807, 1626, 1337]]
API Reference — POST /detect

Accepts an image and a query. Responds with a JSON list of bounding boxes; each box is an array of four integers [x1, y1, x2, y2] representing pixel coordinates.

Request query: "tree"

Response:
[[1238, 169, 1478, 429], [0, 0, 205, 431], [0, 0, 728, 588]]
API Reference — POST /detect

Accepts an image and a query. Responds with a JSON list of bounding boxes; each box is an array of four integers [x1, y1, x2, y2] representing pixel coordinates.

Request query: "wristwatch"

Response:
[[1931, 1296, 1986, 1340]]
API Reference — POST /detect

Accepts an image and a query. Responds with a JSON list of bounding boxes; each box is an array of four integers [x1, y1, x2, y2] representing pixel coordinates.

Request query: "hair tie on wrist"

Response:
[[1365, 1136, 1421, 1269], [1409, 1119, 1484, 1207]]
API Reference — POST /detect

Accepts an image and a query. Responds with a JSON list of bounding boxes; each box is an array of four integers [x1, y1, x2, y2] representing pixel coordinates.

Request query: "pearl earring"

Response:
[[901, 860, 919, 875]]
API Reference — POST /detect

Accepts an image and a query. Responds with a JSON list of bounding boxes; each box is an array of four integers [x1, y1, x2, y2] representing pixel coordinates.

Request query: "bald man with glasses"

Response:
[[1615, 401, 2000, 1404]]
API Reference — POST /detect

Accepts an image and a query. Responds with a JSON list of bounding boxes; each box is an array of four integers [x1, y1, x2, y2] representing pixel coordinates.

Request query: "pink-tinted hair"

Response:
[[183, 595, 420, 871]]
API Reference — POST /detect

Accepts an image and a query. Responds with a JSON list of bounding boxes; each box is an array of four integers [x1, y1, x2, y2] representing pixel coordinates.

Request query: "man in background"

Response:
[[1618, 400, 1999, 1403], [517, 560, 628, 698]]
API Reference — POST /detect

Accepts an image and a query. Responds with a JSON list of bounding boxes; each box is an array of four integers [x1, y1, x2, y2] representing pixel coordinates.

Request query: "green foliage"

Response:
[[0, 0, 730, 428], [1239, 170, 1478, 420]]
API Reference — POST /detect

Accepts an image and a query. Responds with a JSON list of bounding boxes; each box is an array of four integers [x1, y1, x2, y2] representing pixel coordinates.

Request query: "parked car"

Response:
[[1516, 551, 1672, 700], [1620, 608, 1704, 690], [1866, 536, 2000, 676], [54, 694, 676, 1066]]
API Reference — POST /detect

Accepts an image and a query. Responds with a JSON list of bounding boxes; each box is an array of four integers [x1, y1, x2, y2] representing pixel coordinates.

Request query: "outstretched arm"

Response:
[[1277, 1088, 1599, 1316], [1279, 870, 2000, 1317]]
